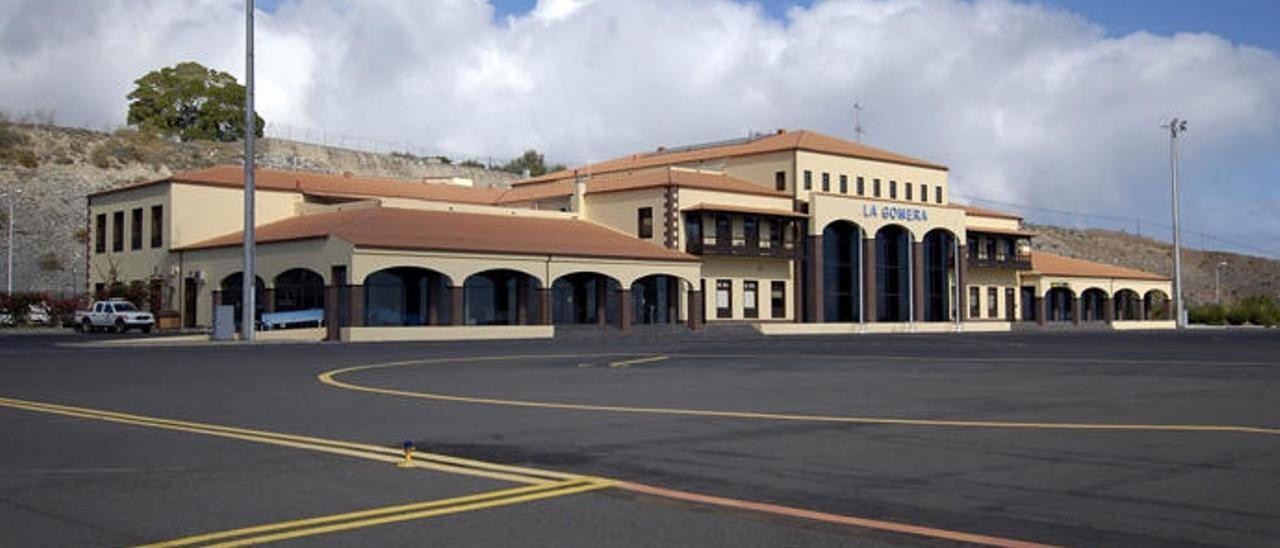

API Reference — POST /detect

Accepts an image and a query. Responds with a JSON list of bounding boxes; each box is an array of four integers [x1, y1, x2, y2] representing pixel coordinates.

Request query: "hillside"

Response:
[[0, 122, 516, 294], [1, 122, 1276, 303]]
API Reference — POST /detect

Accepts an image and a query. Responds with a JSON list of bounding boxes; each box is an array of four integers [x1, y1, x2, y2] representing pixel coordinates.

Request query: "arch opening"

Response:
[[1114, 289, 1141, 321], [551, 272, 620, 326], [1080, 288, 1108, 322], [922, 229, 955, 322], [273, 268, 325, 313], [219, 273, 265, 329], [1144, 289, 1170, 320], [464, 269, 542, 326], [1045, 287, 1075, 322], [822, 221, 862, 322], [364, 267, 452, 326], [631, 275, 682, 325]]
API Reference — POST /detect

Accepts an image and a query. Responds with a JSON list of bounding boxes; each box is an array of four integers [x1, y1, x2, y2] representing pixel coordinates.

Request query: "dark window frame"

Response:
[[889, 180, 897, 199], [770, 280, 786, 319], [112, 211, 124, 252], [95, 214, 107, 254], [969, 286, 980, 319], [150, 205, 163, 248], [856, 177, 865, 196], [716, 279, 733, 319], [920, 184, 929, 203], [803, 170, 812, 191], [873, 179, 881, 197], [637, 207, 654, 239], [905, 183, 913, 201], [988, 287, 999, 319], [839, 175, 848, 194], [935, 186, 943, 204], [821, 173, 830, 193], [130, 208, 143, 250], [743, 280, 759, 319], [774, 171, 786, 192]]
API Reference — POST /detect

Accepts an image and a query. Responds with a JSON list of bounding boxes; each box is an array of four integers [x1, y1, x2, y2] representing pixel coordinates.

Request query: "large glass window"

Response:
[[130, 208, 143, 250], [95, 214, 106, 253], [744, 217, 759, 247], [150, 205, 163, 248], [743, 281, 758, 319], [112, 211, 124, 252], [637, 207, 653, 239], [716, 280, 732, 319]]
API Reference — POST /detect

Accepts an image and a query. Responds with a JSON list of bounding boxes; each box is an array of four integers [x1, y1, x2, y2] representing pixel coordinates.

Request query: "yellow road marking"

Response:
[[140, 479, 612, 548], [608, 355, 669, 368], [0, 396, 580, 485], [317, 355, 1280, 436]]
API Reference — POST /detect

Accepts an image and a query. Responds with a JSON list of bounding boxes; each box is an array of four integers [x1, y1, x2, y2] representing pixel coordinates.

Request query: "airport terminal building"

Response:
[[85, 129, 1173, 340]]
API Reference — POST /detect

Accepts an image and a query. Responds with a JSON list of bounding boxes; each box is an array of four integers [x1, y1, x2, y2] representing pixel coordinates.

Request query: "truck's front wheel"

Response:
[[115, 319, 127, 334], [78, 319, 89, 333]]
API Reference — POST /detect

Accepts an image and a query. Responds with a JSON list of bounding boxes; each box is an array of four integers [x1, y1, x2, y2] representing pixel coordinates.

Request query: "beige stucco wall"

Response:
[[809, 193, 967, 241], [966, 267, 1022, 320], [675, 188, 796, 251], [795, 150, 948, 204], [87, 183, 175, 301], [1021, 274, 1171, 299], [718, 151, 795, 193], [583, 188, 666, 244], [700, 257, 793, 321], [353, 248, 700, 289], [964, 214, 1022, 233], [169, 183, 301, 248]]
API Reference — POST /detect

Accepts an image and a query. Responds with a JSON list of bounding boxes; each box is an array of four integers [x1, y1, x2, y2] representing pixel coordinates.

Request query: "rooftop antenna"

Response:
[[853, 100, 865, 143]]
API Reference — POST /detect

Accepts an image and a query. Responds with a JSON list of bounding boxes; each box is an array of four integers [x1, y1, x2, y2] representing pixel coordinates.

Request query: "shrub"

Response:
[[0, 292, 48, 325], [1188, 303, 1227, 325]]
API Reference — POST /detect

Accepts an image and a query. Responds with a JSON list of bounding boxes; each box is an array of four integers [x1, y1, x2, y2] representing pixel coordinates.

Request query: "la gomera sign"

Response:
[[862, 204, 930, 222]]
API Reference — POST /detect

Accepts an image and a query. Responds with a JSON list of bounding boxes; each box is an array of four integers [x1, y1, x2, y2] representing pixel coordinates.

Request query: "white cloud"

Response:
[[1, 0, 1278, 249]]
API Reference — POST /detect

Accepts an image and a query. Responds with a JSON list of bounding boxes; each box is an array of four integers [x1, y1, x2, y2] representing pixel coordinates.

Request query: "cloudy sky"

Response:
[[2, 0, 1278, 257]]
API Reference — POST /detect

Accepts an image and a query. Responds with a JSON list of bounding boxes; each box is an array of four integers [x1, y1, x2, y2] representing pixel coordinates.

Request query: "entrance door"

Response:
[[1005, 287, 1016, 321], [183, 278, 197, 327], [1020, 287, 1035, 321]]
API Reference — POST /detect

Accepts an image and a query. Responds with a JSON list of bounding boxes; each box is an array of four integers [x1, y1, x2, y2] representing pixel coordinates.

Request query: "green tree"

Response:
[[126, 62, 264, 142], [501, 149, 566, 178]]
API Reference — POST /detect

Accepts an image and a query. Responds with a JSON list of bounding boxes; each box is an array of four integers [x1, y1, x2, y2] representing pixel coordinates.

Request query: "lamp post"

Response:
[[241, 0, 257, 342], [3, 188, 21, 295], [1215, 261, 1228, 304], [1163, 118, 1188, 328]]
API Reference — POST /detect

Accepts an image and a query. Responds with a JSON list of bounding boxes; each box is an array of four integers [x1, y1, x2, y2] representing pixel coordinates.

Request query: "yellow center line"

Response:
[[140, 479, 613, 548], [608, 355, 669, 368], [0, 396, 578, 485], [317, 355, 1280, 436]]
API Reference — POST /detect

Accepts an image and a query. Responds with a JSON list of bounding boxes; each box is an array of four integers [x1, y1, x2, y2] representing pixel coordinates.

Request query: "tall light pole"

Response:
[[1215, 261, 1228, 304], [1163, 118, 1188, 328], [242, 0, 257, 342], [4, 189, 20, 295]]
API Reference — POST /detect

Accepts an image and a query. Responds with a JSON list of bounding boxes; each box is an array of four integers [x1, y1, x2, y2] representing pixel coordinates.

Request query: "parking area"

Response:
[[0, 329, 1277, 546]]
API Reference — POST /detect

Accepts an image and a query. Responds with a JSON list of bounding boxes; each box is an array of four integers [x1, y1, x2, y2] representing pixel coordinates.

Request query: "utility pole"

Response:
[[853, 101, 865, 144], [1162, 118, 1188, 328], [1215, 261, 1228, 304], [242, 0, 257, 342], [4, 189, 21, 295]]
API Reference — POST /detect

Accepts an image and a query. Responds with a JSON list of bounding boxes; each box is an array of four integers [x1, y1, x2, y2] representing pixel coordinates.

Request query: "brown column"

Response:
[[325, 285, 339, 341], [347, 285, 364, 327], [862, 238, 877, 322], [956, 245, 968, 323], [792, 259, 804, 322], [687, 290, 703, 330], [428, 278, 441, 325], [1035, 295, 1046, 326], [1103, 296, 1114, 324], [667, 281, 680, 323], [1136, 299, 1146, 321], [450, 286, 465, 326], [516, 280, 529, 325], [263, 288, 276, 313], [617, 289, 632, 331], [1071, 296, 1082, 325], [595, 276, 608, 326], [539, 288, 552, 325], [911, 241, 924, 322], [807, 234, 824, 323]]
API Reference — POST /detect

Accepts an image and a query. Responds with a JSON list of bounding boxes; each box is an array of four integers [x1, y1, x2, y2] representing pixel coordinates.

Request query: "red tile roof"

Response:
[[514, 129, 947, 186], [176, 206, 697, 262], [497, 168, 786, 203], [1030, 252, 1168, 281]]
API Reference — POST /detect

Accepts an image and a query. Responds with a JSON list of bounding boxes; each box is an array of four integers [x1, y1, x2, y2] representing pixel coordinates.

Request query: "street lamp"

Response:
[[1162, 118, 1188, 328], [3, 188, 21, 295], [1215, 261, 1229, 304]]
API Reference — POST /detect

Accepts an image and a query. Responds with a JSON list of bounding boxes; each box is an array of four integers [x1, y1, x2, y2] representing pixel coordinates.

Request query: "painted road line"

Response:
[[318, 356, 1280, 436], [616, 481, 1056, 548], [140, 479, 610, 548], [609, 355, 669, 368], [0, 396, 576, 485]]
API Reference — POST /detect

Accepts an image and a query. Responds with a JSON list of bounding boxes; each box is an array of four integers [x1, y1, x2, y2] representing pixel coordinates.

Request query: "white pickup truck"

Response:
[[74, 300, 155, 333]]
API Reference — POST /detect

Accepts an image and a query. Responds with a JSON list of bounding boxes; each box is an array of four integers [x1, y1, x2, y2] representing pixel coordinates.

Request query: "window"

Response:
[[856, 177, 865, 196], [744, 216, 758, 247], [743, 281, 759, 319], [771, 281, 786, 319], [130, 208, 143, 250], [889, 180, 897, 199], [873, 179, 881, 197], [112, 211, 124, 252], [935, 186, 943, 204], [988, 287, 999, 318], [920, 184, 929, 203], [821, 173, 830, 192], [996, 238, 1007, 261], [839, 175, 848, 194], [969, 287, 980, 319], [774, 171, 786, 191], [766, 220, 781, 249], [986, 238, 997, 261], [715, 215, 730, 246], [905, 183, 913, 201], [637, 207, 653, 239], [94, 283, 105, 296], [716, 279, 732, 319], [95, 214, 106, 253], [150, 205, 163, 248], [803, 170, 812, 190]]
